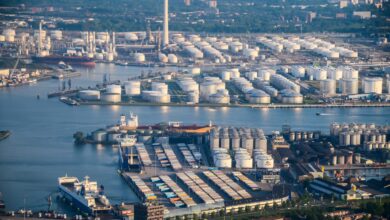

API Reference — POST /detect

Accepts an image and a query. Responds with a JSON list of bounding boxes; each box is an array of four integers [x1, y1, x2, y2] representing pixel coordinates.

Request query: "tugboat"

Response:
[[58, 175, 111, 215], [59, 96, 79, 106]]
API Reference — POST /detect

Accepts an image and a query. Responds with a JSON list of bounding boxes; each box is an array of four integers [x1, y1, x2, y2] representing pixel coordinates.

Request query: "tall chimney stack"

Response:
[[163, 0, 169, 46]]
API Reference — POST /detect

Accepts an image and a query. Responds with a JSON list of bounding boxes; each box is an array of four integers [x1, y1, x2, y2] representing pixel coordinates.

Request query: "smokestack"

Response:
[[163, 0, 169, 46]]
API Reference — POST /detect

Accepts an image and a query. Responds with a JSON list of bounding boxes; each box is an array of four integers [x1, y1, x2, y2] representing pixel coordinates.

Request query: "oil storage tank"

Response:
[[339, 79, 358, 95], [124, 81, 141, 95], [320, 79, 336, 96], [78, 90, 101, 101], [363, 77, 383, 94]]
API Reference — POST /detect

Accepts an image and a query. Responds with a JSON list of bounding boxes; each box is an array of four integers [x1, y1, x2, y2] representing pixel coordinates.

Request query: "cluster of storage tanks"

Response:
[[172, 33, 258, 63], [158, 53, 178, 64], [330, 123, 389, 150], [287, 130, 321, 142], [142, 82, 171, 103], [199, 77, 229, 104], [209, 127, 274, 169], [288, 65, 386, 96], [330, 151, 361, 165], [1, 28, 55, 56], [78, 80, 171, 104], [256, 35, 358, 59], [176, 77, 200, 103]]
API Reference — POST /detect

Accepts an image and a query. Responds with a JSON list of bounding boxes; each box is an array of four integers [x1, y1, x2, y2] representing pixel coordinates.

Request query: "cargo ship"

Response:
[[58, 175, 112, 215], [32, 55, 95, 67], [119, 112, 214, 134]]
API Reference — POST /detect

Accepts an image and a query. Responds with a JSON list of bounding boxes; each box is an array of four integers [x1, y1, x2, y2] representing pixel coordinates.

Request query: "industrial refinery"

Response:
[[1, 0, 390, 220]]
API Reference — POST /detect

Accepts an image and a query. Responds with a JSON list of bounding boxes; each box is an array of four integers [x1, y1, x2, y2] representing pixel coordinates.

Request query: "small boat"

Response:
[[0, 131, 11, 141], [59, 96, 79, 106], [316, 112, 321, 116]]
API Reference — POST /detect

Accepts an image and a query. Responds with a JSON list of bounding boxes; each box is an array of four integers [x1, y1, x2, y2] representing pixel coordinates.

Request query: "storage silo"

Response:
[[101, 93, 121, 103], [167, 54, 178, 63], [220, 135, 230, 149], [235, 154, 253, 169], [289, 132, 295, 141], [337, 154, 345, 165], [254, 152, 274, 169], [208, 92, 230, 104], [363, 77, 383, 94], [248, 89, 271, 104], [106, 84, 122, 94], [354, 153, 361, 164], [124, 81, 141, 96], [320, 79, 336, 96], [78, 90, 101, 101], [339, 79, 358, 95], [332, 155, 337, 165], [134, 53, 145, 62], [151, 82, 168, 94], [214, 152, 232, 168], [220, 71, 231, 81]]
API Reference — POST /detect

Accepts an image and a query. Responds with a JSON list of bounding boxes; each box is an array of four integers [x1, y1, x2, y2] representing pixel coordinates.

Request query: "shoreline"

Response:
[[77, 101, 390, 109]]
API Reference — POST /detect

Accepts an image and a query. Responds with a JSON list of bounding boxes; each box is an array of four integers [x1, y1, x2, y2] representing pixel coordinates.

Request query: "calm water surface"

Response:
[[0, 63, 389, 212]]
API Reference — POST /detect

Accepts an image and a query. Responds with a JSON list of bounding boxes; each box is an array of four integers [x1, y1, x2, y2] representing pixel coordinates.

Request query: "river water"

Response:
[[0, 63, 389, 212]]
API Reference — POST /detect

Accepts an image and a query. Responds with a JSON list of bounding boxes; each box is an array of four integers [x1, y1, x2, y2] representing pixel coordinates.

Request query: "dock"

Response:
[[47, 89, 79, 98], [77, 100, 390, 109]]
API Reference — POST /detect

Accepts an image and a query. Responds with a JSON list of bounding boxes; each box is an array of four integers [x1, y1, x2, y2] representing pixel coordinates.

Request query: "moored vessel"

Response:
[[58, 175, 112, 215]]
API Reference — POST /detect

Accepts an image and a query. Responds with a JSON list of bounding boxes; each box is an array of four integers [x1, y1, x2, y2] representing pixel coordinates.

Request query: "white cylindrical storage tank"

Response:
[[235, 156, 253, 169], [190, 67, 201, 75], [106, 84, 122, 94], [248, 90, 271, 104], [220, 71, 231, 81], [208, 93, 230, 104], [255, 153, 274, 169], [158, 53, 168, 63], [134, 53, 145, 62], [124, 32, 138, 41], [78, 90, 101, 101], [291, 66, 305, 78], [167, 54, 178, 64], [214, 153, 232, 168], [363, 77, 383, 94], [320, 79, 336, 96], [151, 82, 168, 94], [339, 79, 358, 95], [124, 81, 141, 96], [101, 93, 121, 103], [245, 71, 258, 81]]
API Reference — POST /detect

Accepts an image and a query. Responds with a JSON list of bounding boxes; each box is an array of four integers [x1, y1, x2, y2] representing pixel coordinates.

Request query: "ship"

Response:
[[58, 175, 112, 215], [118, 112, 214, 133], [32, 55, 95, 67], [59, 96, 79, 106]]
